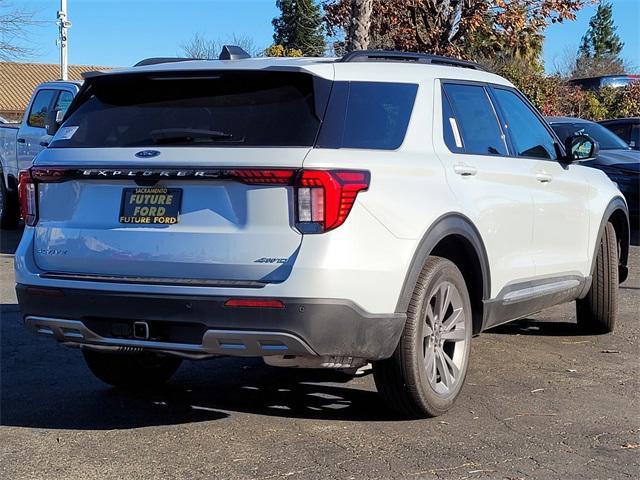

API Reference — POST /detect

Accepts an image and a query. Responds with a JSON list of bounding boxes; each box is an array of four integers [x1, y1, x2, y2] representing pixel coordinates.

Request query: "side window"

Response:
[[316, 81, 418, 150], [608, 124, 631, 143], [491, 88, 558, 160], [27, 89, 56, 128], [631, 125, 639, 149], [442, 83, 507, 156], [53, 91, 74, 116]]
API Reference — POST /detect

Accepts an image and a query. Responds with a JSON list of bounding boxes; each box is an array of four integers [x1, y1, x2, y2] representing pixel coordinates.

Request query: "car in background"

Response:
[[568, 74, 639, 91], [0, 81, 81, 228], [547, 116, 639, 234], [599, 118, 640, 150]]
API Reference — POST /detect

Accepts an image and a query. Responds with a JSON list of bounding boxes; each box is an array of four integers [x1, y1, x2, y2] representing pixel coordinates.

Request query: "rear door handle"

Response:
[[453, 164, 477, 177], [16, 138, 26, 144], [536, 173, 553, 183]]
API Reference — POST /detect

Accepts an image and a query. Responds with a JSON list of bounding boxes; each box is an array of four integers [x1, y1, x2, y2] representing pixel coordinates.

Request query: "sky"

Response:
[[14, 0, 640, 72]]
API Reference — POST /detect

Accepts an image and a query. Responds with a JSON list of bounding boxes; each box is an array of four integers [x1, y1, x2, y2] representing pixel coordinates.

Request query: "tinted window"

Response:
[[550, 121, 630, 150], [317, 82, 417, 150], [50, 72, 321, 148], [492, 88, 557, 160], [442, 84, 507, 156], [27, 89, 56, 128], [54, 91, 74, 116], [631, 125, 639, 149], [607, 124, 631, 143]]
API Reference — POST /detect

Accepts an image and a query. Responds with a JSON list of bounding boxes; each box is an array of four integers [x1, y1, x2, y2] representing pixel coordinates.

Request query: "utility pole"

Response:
[[57, 0, 72, 80]]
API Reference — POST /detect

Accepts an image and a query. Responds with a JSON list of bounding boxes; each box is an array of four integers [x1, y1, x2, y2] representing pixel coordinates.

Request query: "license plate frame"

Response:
[[119, 187, 183, 225]]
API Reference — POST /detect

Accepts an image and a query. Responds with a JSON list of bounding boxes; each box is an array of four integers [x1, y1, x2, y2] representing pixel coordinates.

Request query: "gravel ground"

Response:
[[1, 227, 638, 480]]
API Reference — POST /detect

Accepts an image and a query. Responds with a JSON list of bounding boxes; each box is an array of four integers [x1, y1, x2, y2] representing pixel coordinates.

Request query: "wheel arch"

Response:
[[593, 196, 629, 284], [395, 213, 490, 335]]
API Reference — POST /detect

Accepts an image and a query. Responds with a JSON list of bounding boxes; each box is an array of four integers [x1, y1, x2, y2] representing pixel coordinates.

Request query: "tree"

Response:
[[324, 0, 587, 62], [272, 0, 326, 56], [346, 0, 373, 51], [574, 1, 625, 77], [180, 33, 258, 59], [0, 0, 35, 61]]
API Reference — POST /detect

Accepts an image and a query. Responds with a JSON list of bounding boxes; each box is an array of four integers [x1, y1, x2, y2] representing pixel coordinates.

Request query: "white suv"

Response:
[[15, 48, 630, 417]]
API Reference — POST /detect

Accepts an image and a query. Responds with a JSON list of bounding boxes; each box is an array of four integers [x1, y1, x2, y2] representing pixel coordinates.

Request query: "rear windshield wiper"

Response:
[[150, 128, 234, 144]]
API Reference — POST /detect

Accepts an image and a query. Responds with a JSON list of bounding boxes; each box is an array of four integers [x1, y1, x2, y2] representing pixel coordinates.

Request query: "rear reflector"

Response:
[[25, 287, 65, 297], [224, 298, 285, 309], [18, 170, 38, 226]]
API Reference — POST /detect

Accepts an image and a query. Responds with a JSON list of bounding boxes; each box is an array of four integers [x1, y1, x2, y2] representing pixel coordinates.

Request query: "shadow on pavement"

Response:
[[0, 226, 23, 254], [1, 302, 399, 430], [485, 317, 609, 337]]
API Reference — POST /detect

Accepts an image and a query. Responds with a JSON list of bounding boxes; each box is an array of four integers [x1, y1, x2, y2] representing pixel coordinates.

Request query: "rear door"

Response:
[[33, 70, 327, 284]]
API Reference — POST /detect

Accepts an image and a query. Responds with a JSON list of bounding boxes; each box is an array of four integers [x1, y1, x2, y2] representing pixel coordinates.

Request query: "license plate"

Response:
[[119, 187, 182, 225]]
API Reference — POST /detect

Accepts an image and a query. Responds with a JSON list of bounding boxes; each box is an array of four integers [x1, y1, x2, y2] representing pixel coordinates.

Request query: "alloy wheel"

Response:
[[422, 281, 468, 396]]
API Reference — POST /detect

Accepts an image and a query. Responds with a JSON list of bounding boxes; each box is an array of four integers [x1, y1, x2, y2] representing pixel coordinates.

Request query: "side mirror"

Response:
[[45, 110, 64, 136], [563, 133, 599, 163]]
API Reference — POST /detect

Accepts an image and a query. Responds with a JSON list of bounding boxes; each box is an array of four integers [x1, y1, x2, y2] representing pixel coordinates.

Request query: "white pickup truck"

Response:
[[0, 81, 81, 228]]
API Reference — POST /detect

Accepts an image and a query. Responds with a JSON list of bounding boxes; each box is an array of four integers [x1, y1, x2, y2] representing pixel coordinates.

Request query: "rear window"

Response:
[[317, 82, 417, 150], [50, 71, 322, 148], [51, 74, 417, 151]]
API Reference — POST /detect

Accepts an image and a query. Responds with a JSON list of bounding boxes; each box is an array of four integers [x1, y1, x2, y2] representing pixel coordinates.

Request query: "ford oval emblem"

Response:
[[135, 150, 161, 158]]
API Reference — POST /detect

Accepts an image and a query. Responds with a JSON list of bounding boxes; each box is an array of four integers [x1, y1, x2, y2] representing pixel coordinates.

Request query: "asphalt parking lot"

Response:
[[1, 227, 638, 480]]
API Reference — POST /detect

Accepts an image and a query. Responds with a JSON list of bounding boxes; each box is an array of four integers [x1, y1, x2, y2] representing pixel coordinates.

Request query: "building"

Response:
[[0, 62, 110, 122]]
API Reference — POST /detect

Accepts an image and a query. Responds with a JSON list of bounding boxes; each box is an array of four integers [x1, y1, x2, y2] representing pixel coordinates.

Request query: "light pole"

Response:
[[57, 0, 72, 80]]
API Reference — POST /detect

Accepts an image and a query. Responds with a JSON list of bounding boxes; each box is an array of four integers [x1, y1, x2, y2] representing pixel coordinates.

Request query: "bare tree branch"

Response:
[[0, 0, 36, 61], [179, 32, 259, 59]]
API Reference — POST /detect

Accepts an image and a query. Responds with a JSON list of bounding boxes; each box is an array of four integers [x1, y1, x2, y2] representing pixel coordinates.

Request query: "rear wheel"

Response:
[[83, 350, 182, 387], [576, 222, 618, 333], [373, 257, 473, 418], [0, 175, 20, 230]]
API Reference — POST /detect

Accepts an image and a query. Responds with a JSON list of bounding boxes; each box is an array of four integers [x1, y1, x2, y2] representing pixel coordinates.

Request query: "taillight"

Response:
[[226, 169, 295, 185], [18, 170, 38, 226], [295, 170, 370, 233]]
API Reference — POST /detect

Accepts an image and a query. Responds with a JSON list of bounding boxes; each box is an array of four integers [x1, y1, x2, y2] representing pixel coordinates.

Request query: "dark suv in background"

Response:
[[599, 118, 640, 150], [568, 74, 639, 91]]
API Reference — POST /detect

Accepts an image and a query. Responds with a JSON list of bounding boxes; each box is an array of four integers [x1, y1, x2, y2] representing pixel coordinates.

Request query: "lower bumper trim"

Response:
[[17, 285, 406, 360], [25, 316, 317, 357]]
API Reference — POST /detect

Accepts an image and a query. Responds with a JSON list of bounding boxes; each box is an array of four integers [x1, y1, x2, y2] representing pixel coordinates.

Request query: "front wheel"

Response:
[[576, 222, 619, 333], [83, 350, 182, 387], [373, 256, 473, 418]]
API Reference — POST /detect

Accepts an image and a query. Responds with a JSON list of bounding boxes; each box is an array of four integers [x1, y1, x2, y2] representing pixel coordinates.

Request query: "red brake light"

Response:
[[295, 170, 370, 233], [224, 298, 285, 309], [18, 170, 38, 226], [226, 169, 295, 185]]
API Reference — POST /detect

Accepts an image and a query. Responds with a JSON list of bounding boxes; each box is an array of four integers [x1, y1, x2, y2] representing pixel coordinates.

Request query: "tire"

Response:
[[0, 175, 20, 230], [83, 350, 182, 387], [373, 256, 473, 418], [576, 222, 619, 333]]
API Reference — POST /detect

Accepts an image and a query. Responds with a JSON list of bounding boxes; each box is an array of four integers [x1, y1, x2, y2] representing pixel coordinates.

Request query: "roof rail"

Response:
[[340, 50, 488, 71], [134, 57, 196, 67], [219, 45, 251, 60]]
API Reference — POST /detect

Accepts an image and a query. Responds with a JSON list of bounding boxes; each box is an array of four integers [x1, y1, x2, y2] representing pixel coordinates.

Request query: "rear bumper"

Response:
[[16, 285, 405, 361]]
